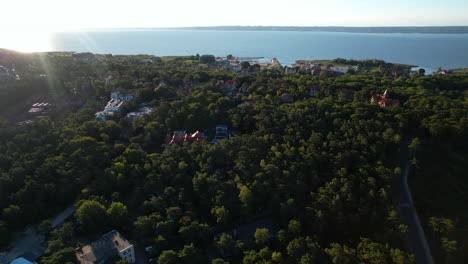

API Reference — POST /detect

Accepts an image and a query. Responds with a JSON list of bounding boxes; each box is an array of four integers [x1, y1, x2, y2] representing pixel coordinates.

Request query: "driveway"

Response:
[[0, 206, 75, 263], [0, 227, 46, 263], [395, 141, 434, 264]]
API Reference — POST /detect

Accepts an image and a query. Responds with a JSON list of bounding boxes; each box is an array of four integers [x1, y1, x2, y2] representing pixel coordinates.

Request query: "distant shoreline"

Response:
[[82, 26, 468, 34]]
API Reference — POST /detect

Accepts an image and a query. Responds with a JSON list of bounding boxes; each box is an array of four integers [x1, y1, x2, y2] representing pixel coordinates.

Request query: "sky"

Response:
[[1, 0, 467, 32]]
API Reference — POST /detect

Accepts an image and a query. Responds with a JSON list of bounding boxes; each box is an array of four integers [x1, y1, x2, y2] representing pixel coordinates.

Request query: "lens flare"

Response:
[[0, 30, 52, 52]]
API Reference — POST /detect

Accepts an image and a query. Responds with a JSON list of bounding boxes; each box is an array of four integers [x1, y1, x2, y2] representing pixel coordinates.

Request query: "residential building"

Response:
[[104, 98, 125, 112], [110, 92, 134, 101], [371, 89, 400, 107], [214, 125, 230, 141], [165, 131, 205, 145], [10, 258, 35, 264], [95, 110, 115, 121], [75, 230, 135, 264], [311, 68, 321, 76], [271, 58, 280, 65], [126, 107, 154, 119], [95, 92, 134, 121], [284, 66, 297, 74], [432, 69, 452, 75], [16, 120, 34, 126]]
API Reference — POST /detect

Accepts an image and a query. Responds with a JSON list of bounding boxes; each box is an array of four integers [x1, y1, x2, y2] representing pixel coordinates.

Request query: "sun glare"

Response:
[[0, 30, 52, 53]]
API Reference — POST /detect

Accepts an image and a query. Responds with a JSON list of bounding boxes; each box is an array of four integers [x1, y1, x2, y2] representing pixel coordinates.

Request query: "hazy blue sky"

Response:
[[1, 0, 467, 31]]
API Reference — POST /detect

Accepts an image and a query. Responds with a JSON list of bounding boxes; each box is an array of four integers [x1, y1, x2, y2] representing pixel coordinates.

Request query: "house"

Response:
[[126, 107, 154, 119], [433, 69, 452, 75], [10, 257, 35, 264], [165, 131, 205, 145], [75, 230, 135, 264], [311, 68, 322, 76], [111, 92, 134, 101], [371, 89, 399, 107], [214, 125, 230, 142], [27, 102, 52, 116], [284, 66, 297, 74], [16, 120, 34, 126], [95, 110, 115, 121], [95, 92, 134, 121], [378, 97, 400, 107], [104, 98, 125, 112]]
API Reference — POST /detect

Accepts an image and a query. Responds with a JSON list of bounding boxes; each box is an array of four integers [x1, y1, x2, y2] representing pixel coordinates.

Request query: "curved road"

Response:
[[395, 141, 434, 264]]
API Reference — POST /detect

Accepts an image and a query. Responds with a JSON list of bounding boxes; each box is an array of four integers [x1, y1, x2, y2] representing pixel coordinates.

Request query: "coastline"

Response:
[[81, 26, 468, 34]]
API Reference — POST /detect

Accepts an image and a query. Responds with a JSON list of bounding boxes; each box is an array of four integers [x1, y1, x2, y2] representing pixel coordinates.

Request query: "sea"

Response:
[[15, 30, 468, 73]]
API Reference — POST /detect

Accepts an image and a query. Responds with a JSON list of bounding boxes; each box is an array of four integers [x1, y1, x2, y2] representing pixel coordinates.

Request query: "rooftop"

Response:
[[166, 131, 205, 145], [76, 230, 132, 264], [10, 258, 34, 264], [105, 98, 125, 110]]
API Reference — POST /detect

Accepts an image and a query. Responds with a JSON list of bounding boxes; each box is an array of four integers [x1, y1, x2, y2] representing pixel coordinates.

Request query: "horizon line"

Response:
[[81, 25, 468, 29]]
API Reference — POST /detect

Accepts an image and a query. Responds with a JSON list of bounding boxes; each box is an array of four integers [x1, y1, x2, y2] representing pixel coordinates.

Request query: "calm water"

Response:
[[46, 30, 468, 71]]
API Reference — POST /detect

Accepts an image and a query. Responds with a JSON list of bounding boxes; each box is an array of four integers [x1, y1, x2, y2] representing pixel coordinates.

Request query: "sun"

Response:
[[0, 29, 52, 53]]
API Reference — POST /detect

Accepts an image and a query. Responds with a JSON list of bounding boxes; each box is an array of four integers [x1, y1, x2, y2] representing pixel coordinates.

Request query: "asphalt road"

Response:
[[395, 141, 434, 264], [0, 206, 75, 263]]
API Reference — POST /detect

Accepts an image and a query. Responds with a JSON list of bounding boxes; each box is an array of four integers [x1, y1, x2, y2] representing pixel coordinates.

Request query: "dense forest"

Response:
[[0, 50, 467, 264]]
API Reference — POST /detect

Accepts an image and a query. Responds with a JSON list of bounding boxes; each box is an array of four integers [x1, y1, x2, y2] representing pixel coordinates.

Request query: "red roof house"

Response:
[[371, 90, 399, 107]]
